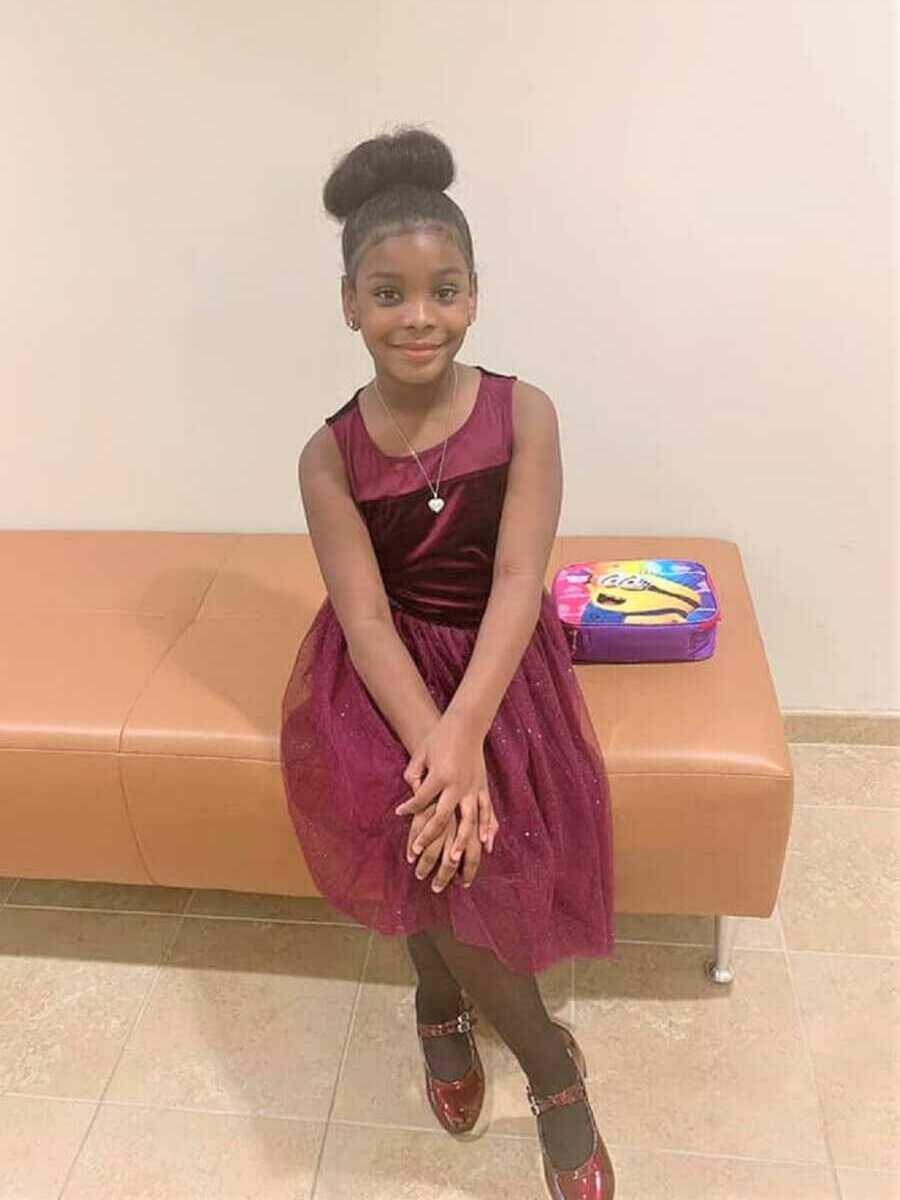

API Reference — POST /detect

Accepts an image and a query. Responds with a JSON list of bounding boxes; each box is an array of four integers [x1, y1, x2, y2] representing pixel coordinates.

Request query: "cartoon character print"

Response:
[[584, 568, 700, 625], [556, 560, 708, 627]]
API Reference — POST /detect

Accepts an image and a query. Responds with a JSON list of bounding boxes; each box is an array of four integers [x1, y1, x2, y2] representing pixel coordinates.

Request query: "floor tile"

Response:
[[615, 908, 783, 950], [316, 1122, 546, 1199], [104, 918, 369, 1119], [0, 907, 179, 1098], [779, 807, 899, 955], [7, 877, 193, 914], [0, 1094, 96, 1200], [187, 889, 359, 924], [789, 744, 900, 808], [790, 952, 899, 1171], [60, 1104, 322, 1199], [0, 876, 19, 902], [574, 943, 828, 1162], [837, 1168, 900, 1199], [608, 1145, 839, 1198]]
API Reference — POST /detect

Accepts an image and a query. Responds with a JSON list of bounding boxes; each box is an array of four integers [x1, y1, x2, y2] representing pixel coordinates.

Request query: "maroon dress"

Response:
[[280, 366, 615, 974]]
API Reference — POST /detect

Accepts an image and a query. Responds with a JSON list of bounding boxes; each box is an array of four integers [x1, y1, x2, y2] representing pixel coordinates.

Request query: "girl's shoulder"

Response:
[[474, 366, 554, 411], [507, 374, 557, 421]]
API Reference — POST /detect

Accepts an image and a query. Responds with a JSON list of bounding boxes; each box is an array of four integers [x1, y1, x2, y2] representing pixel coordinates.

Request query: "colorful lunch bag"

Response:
[[551, 558, 723, 663]]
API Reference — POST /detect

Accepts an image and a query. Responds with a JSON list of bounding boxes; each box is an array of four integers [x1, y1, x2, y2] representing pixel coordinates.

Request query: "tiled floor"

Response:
[[1, 743, 897, 1199]]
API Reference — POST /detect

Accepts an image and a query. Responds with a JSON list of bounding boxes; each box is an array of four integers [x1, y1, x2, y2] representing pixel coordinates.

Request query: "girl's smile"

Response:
[[398, 343, 444, 362]]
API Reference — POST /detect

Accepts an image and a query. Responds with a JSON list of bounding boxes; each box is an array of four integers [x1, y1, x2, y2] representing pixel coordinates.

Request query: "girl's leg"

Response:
[[405, 932, 472, 1083], [427, 926, 595, 1170]]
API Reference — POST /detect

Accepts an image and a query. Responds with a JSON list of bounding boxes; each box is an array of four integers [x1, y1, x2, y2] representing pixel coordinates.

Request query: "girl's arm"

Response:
[[298, 426, 442, 755], [443, 380, 563, 738], [442, 574, 545, 740], [345, 619, 442, 753]]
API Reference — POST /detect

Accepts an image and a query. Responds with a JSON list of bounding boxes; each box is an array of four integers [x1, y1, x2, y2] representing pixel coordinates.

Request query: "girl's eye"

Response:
[[373, 288, 460, 302]]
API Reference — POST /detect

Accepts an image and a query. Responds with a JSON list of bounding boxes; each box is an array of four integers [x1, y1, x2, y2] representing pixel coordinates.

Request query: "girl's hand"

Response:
[[395, 712, 499, 861], [406, 800, 486, 891]]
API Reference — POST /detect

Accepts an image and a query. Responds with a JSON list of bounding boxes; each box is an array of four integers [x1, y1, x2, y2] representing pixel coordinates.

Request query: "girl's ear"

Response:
[[468, 270, 478, 325], [341, 274, 357, 329]]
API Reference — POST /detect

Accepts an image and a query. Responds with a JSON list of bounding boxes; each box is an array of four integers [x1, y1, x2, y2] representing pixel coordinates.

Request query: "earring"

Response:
[[348, 318, 358, 331]]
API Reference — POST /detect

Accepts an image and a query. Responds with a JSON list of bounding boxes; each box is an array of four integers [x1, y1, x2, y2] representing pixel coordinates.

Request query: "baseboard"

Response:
[[783, 710, 899, 747]]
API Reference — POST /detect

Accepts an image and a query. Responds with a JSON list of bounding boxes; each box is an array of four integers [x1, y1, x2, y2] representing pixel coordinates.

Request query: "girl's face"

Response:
[[342, 225, 477, 385]]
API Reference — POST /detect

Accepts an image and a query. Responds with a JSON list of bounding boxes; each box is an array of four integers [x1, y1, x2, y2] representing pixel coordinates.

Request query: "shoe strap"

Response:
[[417, 1004, 476, 1039], [526, 1076, 588, 1117]]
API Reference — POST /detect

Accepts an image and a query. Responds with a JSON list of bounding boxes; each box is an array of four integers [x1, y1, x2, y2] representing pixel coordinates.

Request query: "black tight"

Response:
[[405, 927, 571, 1090]]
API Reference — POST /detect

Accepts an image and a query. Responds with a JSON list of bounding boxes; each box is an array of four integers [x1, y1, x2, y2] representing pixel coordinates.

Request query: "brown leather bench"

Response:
[[0, 531, 792, 984]]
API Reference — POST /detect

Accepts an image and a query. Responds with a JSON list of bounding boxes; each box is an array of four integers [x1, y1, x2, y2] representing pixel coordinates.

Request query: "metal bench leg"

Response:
[[705, 915, 739, 984]]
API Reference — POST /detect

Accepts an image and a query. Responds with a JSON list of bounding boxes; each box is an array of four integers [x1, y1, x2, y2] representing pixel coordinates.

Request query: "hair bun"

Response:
[[323, 126, 455, 221]]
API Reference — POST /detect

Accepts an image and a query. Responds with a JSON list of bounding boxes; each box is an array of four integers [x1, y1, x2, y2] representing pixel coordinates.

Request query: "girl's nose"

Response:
[[404, 299, 435, 327]]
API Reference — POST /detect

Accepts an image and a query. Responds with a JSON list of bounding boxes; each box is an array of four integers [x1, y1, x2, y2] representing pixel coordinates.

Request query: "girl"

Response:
[[280, 126, 616, 1199]]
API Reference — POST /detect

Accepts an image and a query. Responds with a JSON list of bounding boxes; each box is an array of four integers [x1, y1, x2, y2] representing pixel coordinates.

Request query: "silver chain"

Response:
[[370, 363, 458, 513]]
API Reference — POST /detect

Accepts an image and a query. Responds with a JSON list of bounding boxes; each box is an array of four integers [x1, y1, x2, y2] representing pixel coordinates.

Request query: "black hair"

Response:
[[322, 125, 475, 287]]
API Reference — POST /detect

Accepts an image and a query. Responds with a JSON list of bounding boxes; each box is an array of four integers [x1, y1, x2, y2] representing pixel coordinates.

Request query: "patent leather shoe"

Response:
[[416, 988, 485, 1136], [526, 1021, 615, 1199]]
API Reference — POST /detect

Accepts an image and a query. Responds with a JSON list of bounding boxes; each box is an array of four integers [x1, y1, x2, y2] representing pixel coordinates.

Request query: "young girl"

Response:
[[280, 126, 616, 1199]]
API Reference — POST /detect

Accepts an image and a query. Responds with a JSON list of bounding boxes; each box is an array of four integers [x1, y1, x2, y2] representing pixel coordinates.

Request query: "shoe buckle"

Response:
[[417, 1002, 476, 1041], [527, 1078, 586, 1117], [455, 1008, 474, 1035]]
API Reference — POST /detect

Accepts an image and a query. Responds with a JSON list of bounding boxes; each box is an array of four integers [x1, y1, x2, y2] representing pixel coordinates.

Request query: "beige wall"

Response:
[[2, 1, 896, 713]]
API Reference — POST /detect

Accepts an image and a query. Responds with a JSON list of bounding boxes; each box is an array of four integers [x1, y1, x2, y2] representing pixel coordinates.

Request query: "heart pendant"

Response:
[[428, 497, 445, 513]]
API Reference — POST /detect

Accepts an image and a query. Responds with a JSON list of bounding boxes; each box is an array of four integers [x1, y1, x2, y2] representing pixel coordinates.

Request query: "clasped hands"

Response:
[[394, 711, 500, 893]]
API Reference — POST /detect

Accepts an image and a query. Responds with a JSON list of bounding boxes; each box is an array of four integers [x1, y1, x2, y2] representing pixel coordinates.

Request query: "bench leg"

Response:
[[705, 915, 739, 984]]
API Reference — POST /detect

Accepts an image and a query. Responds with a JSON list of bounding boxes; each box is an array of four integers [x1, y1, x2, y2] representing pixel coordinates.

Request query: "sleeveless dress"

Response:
[[280, 366, 615, 975]]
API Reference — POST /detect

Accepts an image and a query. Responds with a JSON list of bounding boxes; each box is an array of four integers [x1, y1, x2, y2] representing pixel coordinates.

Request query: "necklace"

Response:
[[370, 363, 458, 514]]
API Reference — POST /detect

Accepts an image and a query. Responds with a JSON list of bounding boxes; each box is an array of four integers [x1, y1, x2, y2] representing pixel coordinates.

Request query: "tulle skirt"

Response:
[[279, 590, 615, 975]]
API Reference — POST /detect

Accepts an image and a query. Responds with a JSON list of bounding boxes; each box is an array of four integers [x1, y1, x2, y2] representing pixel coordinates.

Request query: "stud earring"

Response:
[[348, 318, 358, 331]]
